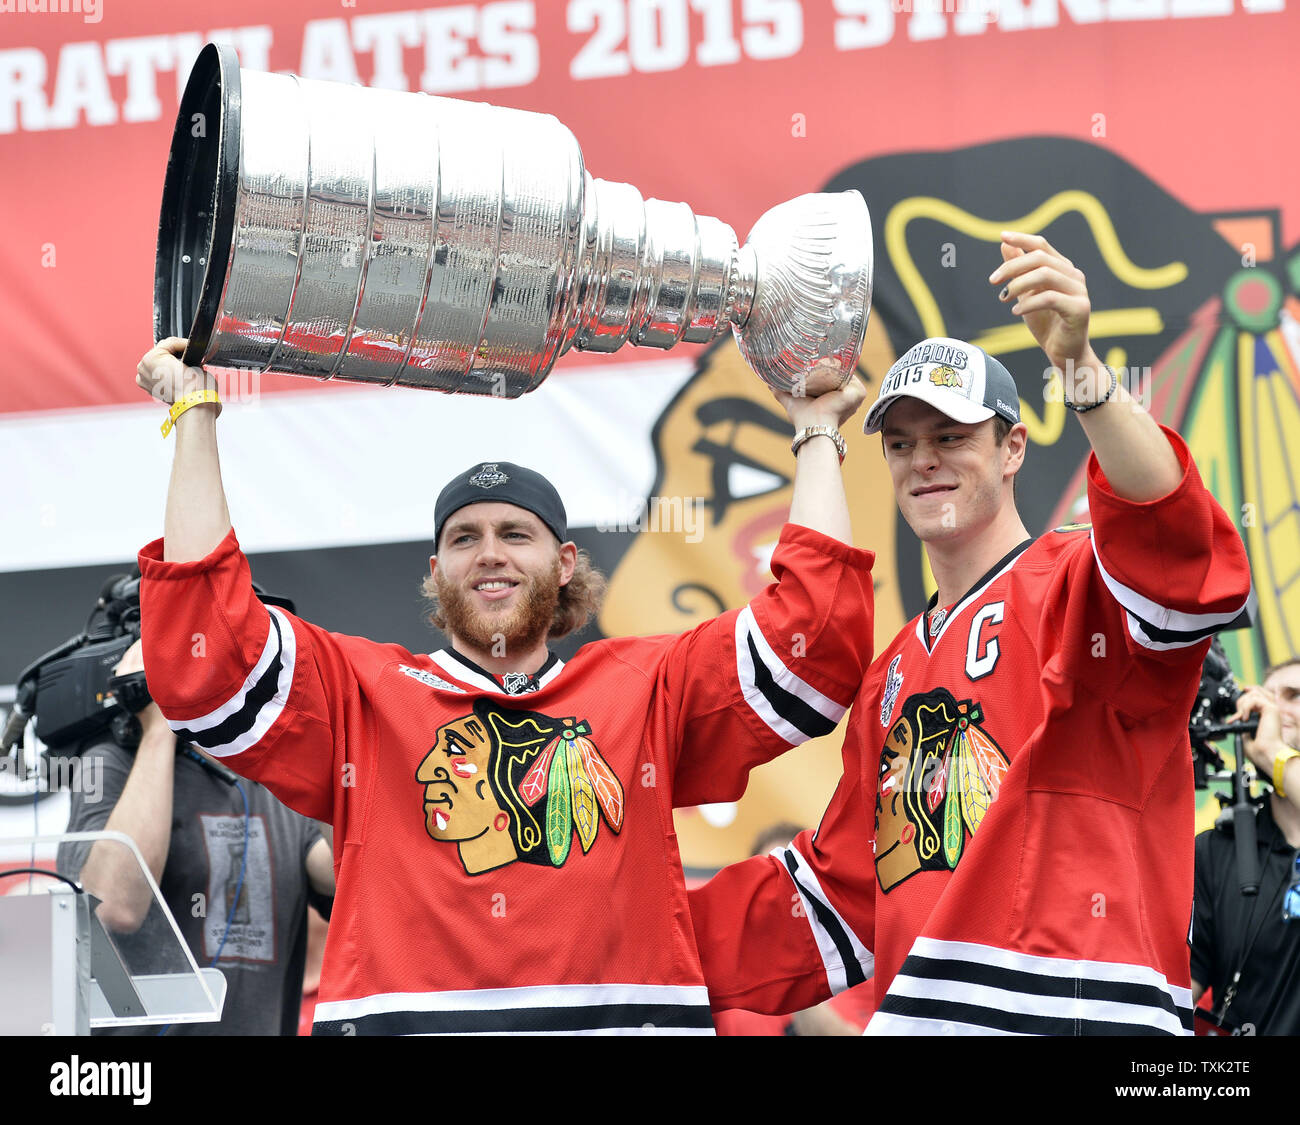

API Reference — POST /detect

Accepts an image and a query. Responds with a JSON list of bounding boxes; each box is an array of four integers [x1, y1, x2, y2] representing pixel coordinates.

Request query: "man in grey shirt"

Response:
[[58, 640, 334, 1035]]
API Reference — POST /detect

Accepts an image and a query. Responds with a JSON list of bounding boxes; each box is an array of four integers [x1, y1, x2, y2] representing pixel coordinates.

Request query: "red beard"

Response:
[[435, 558, 561, 655]]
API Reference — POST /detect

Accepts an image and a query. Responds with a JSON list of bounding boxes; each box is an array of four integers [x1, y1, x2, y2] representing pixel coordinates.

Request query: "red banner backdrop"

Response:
[[2, 1, 1295, 413], [2, 0, 1297, 870]]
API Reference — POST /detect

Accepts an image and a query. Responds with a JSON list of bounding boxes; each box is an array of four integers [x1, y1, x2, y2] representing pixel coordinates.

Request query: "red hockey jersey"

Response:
[[138, 523, 874, 1034], [689, 428, 1254, 1035]]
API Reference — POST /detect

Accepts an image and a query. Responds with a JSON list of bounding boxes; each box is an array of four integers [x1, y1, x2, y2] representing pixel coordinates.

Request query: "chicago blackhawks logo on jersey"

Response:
[[875, 687, 1009, 892], [416, 699, 624, 876]]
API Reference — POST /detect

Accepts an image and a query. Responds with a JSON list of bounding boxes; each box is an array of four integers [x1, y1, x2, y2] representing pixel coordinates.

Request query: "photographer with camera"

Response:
[[56, 637, 336, 1036], [1191, 658, 1300, 1035]]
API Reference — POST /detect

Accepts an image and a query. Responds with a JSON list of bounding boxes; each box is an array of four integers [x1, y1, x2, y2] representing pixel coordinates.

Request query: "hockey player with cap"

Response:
[[688, 231, 1255, 1035], [131, 335, 875, 1034]]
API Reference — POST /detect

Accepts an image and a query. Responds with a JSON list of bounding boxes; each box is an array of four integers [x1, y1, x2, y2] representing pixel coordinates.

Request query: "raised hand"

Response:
[[135, 337, 216, 408], [990, 231, 1092, 372], [773, 373, 868, 433]]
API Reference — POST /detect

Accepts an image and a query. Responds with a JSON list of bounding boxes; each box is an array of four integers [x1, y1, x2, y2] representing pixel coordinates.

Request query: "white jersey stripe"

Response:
[[1122, 611, 1213, 652], [536, 659, 566, 688], [175, 606, 287, 733], [866, 1011, 1021, 1036], [739, 606, 847, 723], [1091, 532, 1251, 637], [885, 973, 1188, 1036], [314, 982, 710, 1022], [430, 650, 503, 693], [735, 626, 804, 745], [427, 649, 567, 694], [735, 606, 847, 744], [909, 936, 1192, 1003], [778, 844, 874, 996], [167, 607, 297, 759], [876, 937, 1193, 1035]]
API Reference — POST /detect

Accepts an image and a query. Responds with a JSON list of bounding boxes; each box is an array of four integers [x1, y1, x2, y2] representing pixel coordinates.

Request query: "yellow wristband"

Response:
[[161, 389, 221, 437], [1274, 747, 1299, 799]]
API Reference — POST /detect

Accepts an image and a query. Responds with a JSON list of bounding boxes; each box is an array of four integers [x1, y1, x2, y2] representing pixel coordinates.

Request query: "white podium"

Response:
[[0, 831, 226, 1035]]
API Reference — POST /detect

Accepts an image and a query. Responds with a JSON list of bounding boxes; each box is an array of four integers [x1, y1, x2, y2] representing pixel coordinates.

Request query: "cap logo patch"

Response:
[[469, 463, 510, 489], [929, 364, 964, 389]]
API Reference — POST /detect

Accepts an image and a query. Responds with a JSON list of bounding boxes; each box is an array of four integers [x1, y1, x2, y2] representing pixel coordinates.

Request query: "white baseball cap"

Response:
[[863, 337, 1022, 434]]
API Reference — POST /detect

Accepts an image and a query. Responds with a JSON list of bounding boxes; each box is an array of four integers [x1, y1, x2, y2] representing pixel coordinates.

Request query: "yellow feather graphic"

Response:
[[1239, 326, 1300, 670], [566, 739, 599, 853], [957, 729, 994, 835]]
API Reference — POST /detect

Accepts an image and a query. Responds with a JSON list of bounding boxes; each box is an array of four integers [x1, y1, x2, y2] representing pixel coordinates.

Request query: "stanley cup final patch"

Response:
[[880, 655, 904, 729], [400, 665, 467, 693], [469, 463, 510, 489]]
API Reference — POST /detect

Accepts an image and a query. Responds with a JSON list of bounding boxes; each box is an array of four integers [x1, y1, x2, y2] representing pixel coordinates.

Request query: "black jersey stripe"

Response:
[[781, 848, 868, 989], [1126, 602, 1254, 647], [876, 993, 1181, 1036], [1091, 532, 1255, 647], [311, 1001, 715, 1035], [897, 954, 1189, 1023], [746, 632, 838, 740], [171, 611, 286, 752]]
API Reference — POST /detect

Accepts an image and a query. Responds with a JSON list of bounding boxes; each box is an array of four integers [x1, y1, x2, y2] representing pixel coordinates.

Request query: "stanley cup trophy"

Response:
[[155, 43, 872, 399]]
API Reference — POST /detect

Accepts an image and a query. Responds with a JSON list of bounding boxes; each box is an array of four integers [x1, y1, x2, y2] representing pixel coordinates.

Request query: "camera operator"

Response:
[[57, 639, 335, 1035], [1191, 658, 1300, 1035]]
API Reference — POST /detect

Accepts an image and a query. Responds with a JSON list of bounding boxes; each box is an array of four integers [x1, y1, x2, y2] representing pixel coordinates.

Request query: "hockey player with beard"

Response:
[[131, 338, 875, 1035], [687, 232, 1255, 1035]]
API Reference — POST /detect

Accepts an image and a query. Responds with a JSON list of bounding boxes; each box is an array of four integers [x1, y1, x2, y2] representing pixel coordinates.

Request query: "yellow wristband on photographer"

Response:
[[161, 389, 221, 437], [1274, 747, 1300, 799]]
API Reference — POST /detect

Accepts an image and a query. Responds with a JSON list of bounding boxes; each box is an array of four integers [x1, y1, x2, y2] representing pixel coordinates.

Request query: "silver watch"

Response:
[[791, 425, 846, 463]]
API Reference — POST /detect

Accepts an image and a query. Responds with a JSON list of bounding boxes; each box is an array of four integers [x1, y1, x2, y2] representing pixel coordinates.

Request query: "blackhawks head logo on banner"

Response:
[[416, 699, 623, 876], [597, 136, 1299, 867]]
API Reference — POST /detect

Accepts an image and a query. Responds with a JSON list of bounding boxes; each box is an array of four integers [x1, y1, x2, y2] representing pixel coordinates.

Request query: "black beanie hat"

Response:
[[434, 462, 568, 550]]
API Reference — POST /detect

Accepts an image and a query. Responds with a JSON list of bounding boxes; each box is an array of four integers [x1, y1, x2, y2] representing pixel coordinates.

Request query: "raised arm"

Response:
[[654, 373, 875, 805], [135, 338, 231, 562], [774, 375, 867, 546], [74, 642, 178, 931], [134, 338, 354, 825], [990, 231, 1182, 501]]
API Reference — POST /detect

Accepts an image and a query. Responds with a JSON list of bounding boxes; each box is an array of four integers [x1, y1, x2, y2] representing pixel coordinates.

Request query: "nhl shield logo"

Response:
[[501, 672, 537, 695], [469, 463, 510, 489]]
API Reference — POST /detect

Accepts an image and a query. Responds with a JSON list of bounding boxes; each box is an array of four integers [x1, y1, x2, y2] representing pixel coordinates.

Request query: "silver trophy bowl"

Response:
[[155, 43, 872, 398]]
